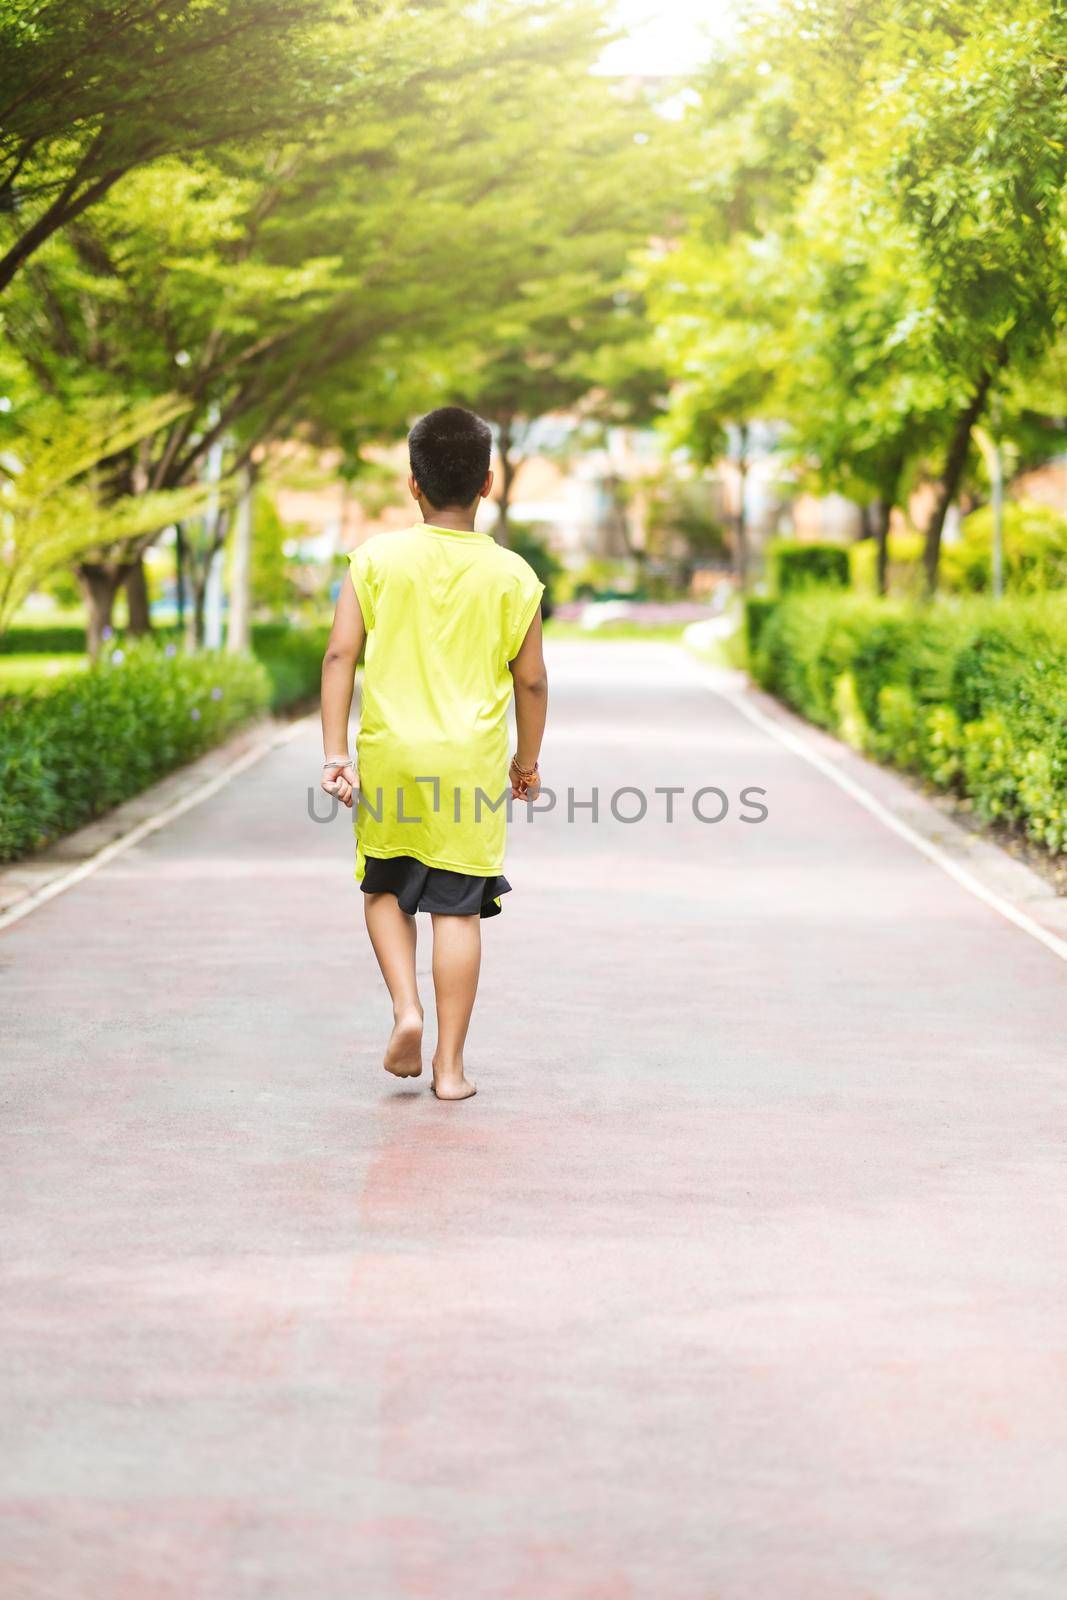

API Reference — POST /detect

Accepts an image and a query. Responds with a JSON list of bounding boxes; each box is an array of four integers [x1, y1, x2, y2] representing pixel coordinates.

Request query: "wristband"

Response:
[[323, 756, 352, 768]]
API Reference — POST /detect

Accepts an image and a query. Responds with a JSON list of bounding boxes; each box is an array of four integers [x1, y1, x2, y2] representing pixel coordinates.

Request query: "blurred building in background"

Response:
[[269, 416, 1049, 590]]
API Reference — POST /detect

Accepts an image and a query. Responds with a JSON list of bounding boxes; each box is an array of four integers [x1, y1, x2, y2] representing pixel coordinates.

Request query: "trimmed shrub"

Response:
[[849, 504, 1067, 598], [873, 684, 921, 769], [943, 501, 1067, 595], [505, 524, 563, 619], [922, 705, 963, 791], [752, 592, 1067, 853], [252, 622, 329, 710], [741, 544, 852, 672], [743, 595, 777, 660], [1, 620, 327, 712], [769, 540, 851, 594], [0, 642, 270, 860], [0, 625, 90, 655], [561, 557, 646, 604], [850, 532, 926, 599]]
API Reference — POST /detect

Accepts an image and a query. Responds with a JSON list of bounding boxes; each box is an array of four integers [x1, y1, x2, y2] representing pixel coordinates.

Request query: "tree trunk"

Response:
[[874, 499, 892, 597], [124, 556, 152, 635], [175, 523, 187, 631], [189, 574, 207, 652], [227, 464, 255, 653], [734, 424, 750, 591], [923, 368, 996, 595], [77, 563, 122, 659], [874, 448, 906, 599]]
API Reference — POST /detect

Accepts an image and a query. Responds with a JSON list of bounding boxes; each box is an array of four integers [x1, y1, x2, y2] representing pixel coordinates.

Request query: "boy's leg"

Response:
[[363, 891, 423, 1077], [429, 913, 480, 1101]]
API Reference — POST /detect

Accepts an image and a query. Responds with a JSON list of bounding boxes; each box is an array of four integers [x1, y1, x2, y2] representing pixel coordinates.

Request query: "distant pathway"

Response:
[[2, 641, 1065, 1599]]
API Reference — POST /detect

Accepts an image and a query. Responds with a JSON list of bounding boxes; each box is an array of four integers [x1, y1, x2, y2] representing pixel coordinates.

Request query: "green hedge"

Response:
[[0, 625, 90, 655], [744, 596, 778, 659], [752, 592, 1067, 852], [505, 525, 562, 618], [1, 620, 327, 712], [251, 622, 329, 710], [770, 540, 851, 594], [0, 642, 271, 861], [944, 501, 1067, 595], [850, 532, 926, 599], [743, 541, 852, 666]]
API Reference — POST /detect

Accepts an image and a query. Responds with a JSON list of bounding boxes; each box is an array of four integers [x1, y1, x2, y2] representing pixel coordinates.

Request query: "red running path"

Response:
[[2, 642, 1066, 1599]]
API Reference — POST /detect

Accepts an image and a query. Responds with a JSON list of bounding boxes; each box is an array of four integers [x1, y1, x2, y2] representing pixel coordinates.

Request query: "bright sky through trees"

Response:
[[601, 0, 740, 74]]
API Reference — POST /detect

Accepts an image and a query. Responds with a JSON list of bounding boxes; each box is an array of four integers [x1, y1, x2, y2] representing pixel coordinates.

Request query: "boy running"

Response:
[[320, 406, 548, 1100]]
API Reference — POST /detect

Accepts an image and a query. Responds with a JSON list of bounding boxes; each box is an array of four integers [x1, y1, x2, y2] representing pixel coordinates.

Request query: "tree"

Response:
[[245, 480, 297, 616], [774, 171, 953, 594], [459, 299, 661, 545], [0, 0, 355, 292], [649, 233, 791, 587], [640, 470, 727, 585], [641, 49, 818, 588], [0, 394, 206, 643], [3, 0, 645, 640], [772, 0, 1067, 589], [648, 0, 1067, 593], [445, 80, 675, 541]]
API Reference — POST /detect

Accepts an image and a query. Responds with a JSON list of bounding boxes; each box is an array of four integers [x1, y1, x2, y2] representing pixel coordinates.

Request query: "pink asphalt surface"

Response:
[[2, 641, 1066, 1600]]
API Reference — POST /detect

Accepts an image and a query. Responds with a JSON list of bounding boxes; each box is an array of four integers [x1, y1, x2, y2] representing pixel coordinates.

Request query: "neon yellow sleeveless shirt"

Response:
[[348, 523, 544, 879]]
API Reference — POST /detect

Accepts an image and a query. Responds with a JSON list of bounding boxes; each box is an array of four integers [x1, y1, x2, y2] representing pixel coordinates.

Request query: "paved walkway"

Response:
[[3, 642, 1066, 1599]]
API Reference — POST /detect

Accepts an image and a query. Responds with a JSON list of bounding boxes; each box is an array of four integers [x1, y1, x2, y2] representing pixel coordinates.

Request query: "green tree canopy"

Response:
[[650, 0, 1067, 591], [2, 0, 677, 637], [0, 0, 358, 291]]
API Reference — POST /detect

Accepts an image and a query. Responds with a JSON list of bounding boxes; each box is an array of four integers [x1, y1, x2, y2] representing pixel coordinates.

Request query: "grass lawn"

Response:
[[5, 606, 88, 632], [544, 620, 691, 641], [0, 653, 87, 693]]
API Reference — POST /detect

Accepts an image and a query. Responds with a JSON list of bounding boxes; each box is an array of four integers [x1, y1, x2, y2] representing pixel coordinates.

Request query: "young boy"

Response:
[[320, 406, 548, 1101]]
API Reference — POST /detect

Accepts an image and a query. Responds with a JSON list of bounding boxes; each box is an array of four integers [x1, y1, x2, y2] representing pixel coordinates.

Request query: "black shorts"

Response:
[[360, 854, 511, 918]]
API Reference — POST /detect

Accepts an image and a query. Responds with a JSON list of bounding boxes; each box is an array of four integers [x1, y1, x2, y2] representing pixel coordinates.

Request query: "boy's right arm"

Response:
[[320, 575, 366, 808], [509, 609, 548, 799]]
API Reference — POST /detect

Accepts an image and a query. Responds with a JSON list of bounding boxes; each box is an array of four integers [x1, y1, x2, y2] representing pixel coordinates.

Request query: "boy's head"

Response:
[[408, 406, 493, 514]]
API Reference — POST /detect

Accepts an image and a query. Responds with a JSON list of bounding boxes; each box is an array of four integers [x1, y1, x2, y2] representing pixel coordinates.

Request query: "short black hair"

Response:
[[409, 406, 492, 509]]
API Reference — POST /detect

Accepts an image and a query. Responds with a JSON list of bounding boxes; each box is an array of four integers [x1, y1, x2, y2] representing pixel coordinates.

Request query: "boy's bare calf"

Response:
[[364, 893, 423, 1078], [429, 913, 479, 1100], [362, 892, 478, 1099]]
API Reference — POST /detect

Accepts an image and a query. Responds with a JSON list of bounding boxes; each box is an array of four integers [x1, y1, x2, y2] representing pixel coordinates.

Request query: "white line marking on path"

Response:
[[692, 659, 1067, 967], [0, 716, 313, 935]]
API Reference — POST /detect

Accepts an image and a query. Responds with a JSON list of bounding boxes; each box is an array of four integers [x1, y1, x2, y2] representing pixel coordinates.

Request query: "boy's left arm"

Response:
[[320, 576, 367, 809], [509, 608, 548, 799]]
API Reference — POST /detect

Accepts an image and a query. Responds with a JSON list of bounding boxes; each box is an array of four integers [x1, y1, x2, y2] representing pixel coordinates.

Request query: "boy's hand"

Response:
[[509, 757, 540, 801], [322, 759, 358, 808]]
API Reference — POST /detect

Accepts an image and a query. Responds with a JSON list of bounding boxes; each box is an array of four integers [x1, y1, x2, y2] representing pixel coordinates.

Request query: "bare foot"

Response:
[[383, 1007, 423, 1078], [431, 1059, 477, 1100]]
